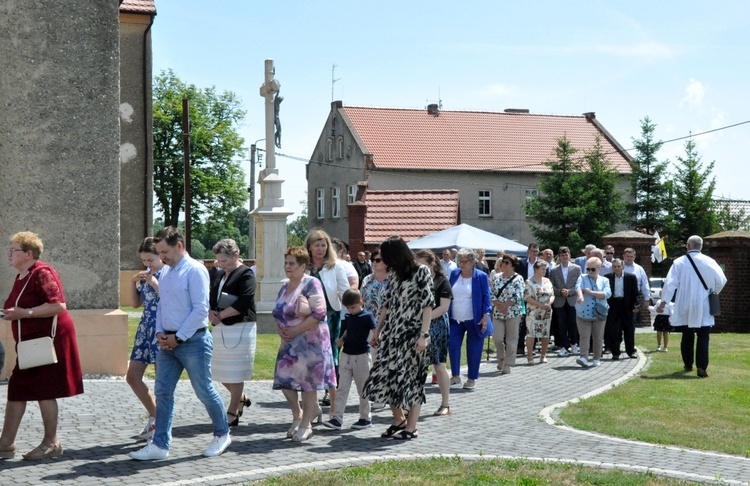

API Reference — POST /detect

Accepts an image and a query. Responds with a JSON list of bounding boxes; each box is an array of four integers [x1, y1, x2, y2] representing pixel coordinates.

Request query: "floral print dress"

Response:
[[524, 276, 554, 338], [272, 276, 337, 392], [130, 269, 163, 364]]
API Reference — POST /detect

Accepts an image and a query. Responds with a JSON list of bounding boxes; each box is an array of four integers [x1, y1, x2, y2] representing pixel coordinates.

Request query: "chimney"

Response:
[[427, 103, 440, 116], [583, 112, 596, 120]]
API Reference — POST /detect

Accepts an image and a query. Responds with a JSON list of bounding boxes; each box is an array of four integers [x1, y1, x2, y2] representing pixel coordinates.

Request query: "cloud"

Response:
[[681, 78, 706, 107]]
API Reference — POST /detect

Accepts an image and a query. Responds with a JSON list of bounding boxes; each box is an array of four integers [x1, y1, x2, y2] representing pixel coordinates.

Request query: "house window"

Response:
[[326, 139, 333, 161], [316, 188, 325, 219], [479, 190, 491, 217], [525, 189, 539, 208], [336, 137, 344, 159], [331, 187, 340, 219], [347, 185, 357, 204]]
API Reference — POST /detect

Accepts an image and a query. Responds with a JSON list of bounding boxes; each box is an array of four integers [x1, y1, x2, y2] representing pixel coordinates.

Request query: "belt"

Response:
[[164, 327, 206, 335], [612, 297, 623, 300]]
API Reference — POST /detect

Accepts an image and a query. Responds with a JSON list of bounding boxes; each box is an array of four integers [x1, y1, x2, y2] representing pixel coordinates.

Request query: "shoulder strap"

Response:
[[15, 270, 59, 342], [685, 253, 708, 291], [495, 274, 519, 299]]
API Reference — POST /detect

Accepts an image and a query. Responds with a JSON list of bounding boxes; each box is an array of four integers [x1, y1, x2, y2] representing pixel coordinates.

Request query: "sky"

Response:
[[151, 0, 750, 220]]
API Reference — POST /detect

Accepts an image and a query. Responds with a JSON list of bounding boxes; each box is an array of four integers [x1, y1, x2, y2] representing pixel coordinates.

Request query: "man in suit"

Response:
[[605, 258, 639, 359], [549, 246, 581, 356]]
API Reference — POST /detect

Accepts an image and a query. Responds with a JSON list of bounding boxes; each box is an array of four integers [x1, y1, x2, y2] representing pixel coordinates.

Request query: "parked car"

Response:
[[649, 277, 665, 304]]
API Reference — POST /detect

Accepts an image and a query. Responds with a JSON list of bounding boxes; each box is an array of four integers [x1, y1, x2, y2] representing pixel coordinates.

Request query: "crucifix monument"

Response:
[[253, 59, 293, 311]]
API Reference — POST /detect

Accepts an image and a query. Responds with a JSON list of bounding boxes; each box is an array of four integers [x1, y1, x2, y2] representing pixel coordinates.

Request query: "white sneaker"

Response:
[[571, 344, 580, 356], [663, 347, 668, 352], [129, 442, 169, 460], [450, 376, 462, 389], [137, 416, 156, 441], [576, 356, 590, 368], [656, 345, 662, 351], [592, 360, 601, 367], [203, 433, 231, 457], [557, 348, 569, 357]]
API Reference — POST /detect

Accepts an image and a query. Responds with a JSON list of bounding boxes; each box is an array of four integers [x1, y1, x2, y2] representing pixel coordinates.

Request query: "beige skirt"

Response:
[[211, 322, 256, 383]]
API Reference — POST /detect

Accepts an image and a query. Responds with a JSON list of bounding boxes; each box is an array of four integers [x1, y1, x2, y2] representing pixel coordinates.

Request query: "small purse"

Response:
[[15, 271, 58, 370], [296, 294, 312, 317], [17, 317, 58, 370], [588, 277, 609, 320]]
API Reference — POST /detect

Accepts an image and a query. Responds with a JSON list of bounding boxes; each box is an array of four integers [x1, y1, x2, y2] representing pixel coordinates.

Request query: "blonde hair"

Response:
[[11, 231, 43, 259], [305, 229, 337, 269]]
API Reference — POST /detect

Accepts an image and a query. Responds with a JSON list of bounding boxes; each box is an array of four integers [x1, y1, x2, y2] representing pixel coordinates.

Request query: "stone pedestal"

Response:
[[602, 230, 655, 326], [705, 231, 750, 332]]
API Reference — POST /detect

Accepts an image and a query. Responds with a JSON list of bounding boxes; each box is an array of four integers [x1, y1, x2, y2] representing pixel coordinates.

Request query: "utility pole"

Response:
[[182, 98, 191, 254]]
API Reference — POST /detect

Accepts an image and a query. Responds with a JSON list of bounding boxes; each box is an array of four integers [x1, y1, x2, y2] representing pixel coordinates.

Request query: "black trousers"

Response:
[[553, 302, 578, 350], [604, 298, 635, 356], [681, 327, 710, 370]]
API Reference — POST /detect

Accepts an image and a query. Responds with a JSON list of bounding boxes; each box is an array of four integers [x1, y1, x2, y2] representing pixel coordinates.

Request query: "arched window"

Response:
[[326, 139, 333, 161], [336, 137, 344, 159]]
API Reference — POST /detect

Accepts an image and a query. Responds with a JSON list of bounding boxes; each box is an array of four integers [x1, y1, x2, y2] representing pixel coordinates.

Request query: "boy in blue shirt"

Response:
[[322, 289, 376, 430]]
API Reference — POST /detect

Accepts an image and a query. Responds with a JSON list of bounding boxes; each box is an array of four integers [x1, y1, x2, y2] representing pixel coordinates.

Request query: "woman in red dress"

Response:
[[0, 232, 83, 460]]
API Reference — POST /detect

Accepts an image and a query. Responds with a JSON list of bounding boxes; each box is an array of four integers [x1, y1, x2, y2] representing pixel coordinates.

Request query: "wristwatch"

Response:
[[27, 309, 34, 316], [175, 336, 184, 345], [421, 332, 430, 339]]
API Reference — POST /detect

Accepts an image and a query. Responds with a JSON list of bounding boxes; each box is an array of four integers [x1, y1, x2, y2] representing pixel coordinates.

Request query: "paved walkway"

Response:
[[1, 349, 748, 485]]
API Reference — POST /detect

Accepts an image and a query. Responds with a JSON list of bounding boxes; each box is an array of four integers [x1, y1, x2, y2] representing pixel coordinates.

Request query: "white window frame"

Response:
[[316, 188, 325, 219], [479, 190, 492, 217], [347, 184, 357, 204], [525, 189, 539, 209], [331, 187, 340, 219]]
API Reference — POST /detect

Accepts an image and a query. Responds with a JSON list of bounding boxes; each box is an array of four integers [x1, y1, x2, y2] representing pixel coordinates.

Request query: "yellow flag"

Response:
[[657, 237, 667, 260]]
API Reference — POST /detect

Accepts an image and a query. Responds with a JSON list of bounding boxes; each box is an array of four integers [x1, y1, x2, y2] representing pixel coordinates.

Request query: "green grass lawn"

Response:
[[560, 332, 750, 457], [253, 456, 695, 485]]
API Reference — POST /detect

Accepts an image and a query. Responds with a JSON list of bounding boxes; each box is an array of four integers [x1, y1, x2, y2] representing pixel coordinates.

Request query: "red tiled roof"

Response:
[[119, 0, 156, 14], [341, 106, 632, 174], [363, 190, 460, 244]]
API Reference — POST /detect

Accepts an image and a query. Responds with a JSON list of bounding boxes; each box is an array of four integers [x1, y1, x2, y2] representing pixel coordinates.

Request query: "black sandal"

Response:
[[381, 419, 407, 438], [227, 411, 239, 427], [392, 429, 418, 440]]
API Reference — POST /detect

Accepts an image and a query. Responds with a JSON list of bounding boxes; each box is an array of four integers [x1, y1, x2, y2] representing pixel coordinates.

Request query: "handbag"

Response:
[[14, 271, 59, 370], [296, 294, 312, 317], [588, 276, 609, 320], [686, 253, 721, 316], [218, 291, 238, 310]]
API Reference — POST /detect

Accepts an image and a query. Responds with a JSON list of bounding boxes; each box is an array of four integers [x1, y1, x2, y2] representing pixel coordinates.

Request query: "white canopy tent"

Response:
[[406, 223, 527, 256]]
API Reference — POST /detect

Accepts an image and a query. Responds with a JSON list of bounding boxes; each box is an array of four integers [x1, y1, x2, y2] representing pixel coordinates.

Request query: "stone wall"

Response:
[[0, 1, 127, 377], [705, 231, 750, 332]]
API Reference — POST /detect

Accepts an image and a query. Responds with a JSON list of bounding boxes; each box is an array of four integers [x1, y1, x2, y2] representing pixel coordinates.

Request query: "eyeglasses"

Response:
[[8, 248, 26, 255], [586, 268, 598, 272], [458, 259, 470, 264], [372, 258, 383, 263]]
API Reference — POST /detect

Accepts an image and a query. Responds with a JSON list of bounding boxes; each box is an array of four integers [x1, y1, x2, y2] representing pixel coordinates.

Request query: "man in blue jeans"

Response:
[[130, 227, 230, 460]]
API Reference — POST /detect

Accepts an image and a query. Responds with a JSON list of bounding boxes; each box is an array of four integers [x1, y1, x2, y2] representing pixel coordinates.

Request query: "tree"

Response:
[[153, 69, 248, 245], [526, 136, 627, 251], [665, 139, 718, 256], [714, 200, 750, 232], [630, 117, 670, 232], [287, 199, 309, 247]]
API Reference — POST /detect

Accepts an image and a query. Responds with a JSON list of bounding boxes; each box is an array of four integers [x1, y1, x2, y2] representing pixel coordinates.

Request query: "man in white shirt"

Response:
[[591, 248, 612, 276], [542, 248, 556, 271], [657, 235, 726, 378], [439, 249, 457, 275], [622, 248, 650, 325]]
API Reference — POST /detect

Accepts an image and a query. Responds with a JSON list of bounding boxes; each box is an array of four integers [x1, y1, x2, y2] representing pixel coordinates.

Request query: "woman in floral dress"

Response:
[[272, 247, 336, 442], [523, 260, 555, 365], [362, 237, 433, 441], [128, 237, 165, 440]]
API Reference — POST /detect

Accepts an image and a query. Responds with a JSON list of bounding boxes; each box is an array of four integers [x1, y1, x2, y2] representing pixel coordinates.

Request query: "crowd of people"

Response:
[[0, 229, 726, 460]]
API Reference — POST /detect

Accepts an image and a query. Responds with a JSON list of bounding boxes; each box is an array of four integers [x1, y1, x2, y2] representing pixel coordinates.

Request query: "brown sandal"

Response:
[[433, 405, 451, 416]]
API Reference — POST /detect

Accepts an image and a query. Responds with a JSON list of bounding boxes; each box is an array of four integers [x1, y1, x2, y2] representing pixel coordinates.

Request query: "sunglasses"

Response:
[[586, 268, 598, 272], [372, 258, 383, 263]]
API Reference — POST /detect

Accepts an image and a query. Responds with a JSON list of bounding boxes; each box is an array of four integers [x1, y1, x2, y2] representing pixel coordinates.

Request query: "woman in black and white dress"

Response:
[[362, 237, 433, 440], [208, 239, 256, 427]]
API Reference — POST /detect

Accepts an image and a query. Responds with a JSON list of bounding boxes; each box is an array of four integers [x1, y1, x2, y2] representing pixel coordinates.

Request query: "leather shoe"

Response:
[[697, 368, 709, 378], [684, 366, 693, 372]]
